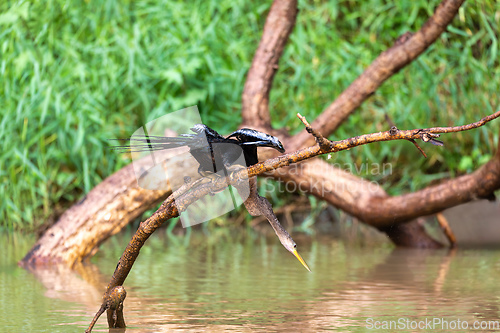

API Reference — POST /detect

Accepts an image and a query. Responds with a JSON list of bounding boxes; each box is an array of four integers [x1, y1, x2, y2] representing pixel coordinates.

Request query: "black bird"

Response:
[[112, 124, 310, 271], [113, 124, 285, 177]]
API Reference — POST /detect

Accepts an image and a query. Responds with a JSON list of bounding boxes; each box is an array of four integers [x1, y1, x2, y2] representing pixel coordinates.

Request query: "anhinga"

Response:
[[113, 124, 310, 271]]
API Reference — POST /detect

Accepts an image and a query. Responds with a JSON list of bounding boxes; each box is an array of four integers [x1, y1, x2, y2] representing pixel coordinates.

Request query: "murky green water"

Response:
[[1, 231, 500, 332]]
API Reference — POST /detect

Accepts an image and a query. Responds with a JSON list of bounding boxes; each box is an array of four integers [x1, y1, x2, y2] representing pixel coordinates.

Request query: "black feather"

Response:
[[111, 124, 285, 176]]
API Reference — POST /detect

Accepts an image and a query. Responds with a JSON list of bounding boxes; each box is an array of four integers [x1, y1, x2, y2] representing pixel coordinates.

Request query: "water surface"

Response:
[[1, 231, 499, 332]]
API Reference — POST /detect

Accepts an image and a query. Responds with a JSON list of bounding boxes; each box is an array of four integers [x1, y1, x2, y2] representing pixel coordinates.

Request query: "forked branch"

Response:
[[86, 110, 500, 331]]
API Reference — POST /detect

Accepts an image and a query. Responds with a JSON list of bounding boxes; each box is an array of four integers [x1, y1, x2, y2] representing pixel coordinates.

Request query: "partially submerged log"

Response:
[[20, 161, 169, 267]]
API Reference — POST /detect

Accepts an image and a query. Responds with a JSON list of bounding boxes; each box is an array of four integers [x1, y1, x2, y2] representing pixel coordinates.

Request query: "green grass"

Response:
[[1, 0, 499, 230]]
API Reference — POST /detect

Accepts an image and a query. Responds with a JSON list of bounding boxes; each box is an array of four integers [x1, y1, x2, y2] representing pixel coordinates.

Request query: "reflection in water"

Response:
[[2, 231, 500, 332]]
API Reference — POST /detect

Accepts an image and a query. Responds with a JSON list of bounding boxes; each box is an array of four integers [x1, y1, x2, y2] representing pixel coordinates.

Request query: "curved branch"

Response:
[[85, 111, 499, 330], [101, 110, 500, 301], [365, 151, 500, 226], [289, 0, 466, 150], [275, 144, 500, 229], [241, 0, 298, 129], [249, 111, 500, 177]]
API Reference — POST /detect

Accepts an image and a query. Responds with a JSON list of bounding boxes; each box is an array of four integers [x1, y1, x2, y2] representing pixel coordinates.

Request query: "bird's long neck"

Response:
[[237, 178, 292, 246], [236, 177, 310, 271], [266, 213, 292, 247]]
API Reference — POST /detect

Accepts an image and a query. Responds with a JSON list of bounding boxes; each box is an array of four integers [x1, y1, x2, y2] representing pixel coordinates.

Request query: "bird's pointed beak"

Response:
[[292, 249, 311, 272], [277, 142, 285, 153]]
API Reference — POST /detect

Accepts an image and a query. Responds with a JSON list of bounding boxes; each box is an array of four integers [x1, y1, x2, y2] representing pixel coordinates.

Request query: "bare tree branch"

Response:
[[297, 113, 331, 151], [289, 0, 466, 150], [85, 110, 500, 331], [85, 111, 500, 328], [363, 147, 500, 226], [241, 0, 298, 130], [272, 113, 500, 230], [407, 138, 428, 158], [251, 111, 500, 177]]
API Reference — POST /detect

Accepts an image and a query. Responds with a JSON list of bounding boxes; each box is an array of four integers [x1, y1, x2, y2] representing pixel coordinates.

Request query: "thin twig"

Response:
[[297, 113, 331, 151], [86, 305, 106, 333], [389, 125, 427, 157], [408, 139, 427, 158], [86, 286, 126, 332]]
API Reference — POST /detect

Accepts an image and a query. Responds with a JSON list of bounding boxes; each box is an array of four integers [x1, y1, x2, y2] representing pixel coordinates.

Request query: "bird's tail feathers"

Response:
[[109, 135, 194, 153]]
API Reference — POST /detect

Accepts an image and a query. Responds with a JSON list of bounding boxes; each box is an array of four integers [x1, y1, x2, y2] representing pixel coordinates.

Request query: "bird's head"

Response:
[[251, 131, 285, 153], [229, 129, 285, 153], [276, 227, 311, 272], [265, 135, 285, 153]]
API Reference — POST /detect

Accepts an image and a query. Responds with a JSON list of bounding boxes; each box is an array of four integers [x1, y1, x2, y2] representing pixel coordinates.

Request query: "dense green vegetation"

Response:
[[1, 0, 498, 230]]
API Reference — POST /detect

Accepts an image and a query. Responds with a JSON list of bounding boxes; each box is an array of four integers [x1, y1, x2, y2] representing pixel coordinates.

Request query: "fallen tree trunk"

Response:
[[20, 160, 169, 267]]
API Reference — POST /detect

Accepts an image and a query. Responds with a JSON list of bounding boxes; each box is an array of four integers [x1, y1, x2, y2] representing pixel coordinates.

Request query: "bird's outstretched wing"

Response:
[[111, 125, 285, 172], [109, 135, 197, 153], [109, 124, 222, 153], [110, 124, 231, 176]]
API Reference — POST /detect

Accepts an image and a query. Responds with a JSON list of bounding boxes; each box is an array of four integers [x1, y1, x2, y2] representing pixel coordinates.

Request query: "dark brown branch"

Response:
[[241, 0, 298, 129], [86, 305, 106, 333], [289, 0, 466, 150], [249, 111, 500, 176], [86, 110, 499, 331], [86, 286, 127, 332], [365, 150, 500, 226]]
